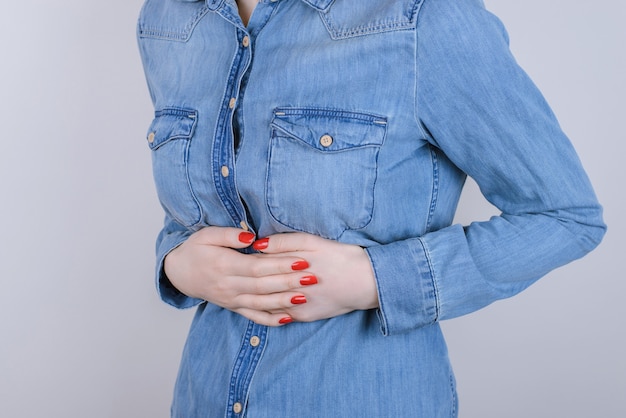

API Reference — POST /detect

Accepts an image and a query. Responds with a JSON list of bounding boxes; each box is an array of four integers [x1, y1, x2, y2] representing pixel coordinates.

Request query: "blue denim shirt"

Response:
[[137, 0, 606, 416]]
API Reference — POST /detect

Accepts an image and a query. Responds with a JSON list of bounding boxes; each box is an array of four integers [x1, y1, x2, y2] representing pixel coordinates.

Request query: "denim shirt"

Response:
[[137, 0, 605, 416]]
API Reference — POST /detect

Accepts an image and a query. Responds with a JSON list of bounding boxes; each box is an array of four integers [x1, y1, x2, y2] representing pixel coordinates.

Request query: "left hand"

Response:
[[253, 232, 379, 322]]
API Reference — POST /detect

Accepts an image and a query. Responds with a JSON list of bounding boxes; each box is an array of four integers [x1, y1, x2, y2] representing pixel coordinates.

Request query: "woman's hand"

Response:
[[253, 233, 379, 323], [163, 227, 316, 326]]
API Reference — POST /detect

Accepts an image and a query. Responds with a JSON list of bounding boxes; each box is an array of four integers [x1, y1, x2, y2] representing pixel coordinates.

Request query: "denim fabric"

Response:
[[137, 0, 606, 416]]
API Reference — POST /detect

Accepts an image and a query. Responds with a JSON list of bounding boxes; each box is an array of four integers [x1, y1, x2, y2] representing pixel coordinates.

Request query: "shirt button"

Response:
[[240, 221, 249, 231], [233, 402, 243, 414], [221, 166, 230, 177], [320, 134, 333, 147], [229, 97, 236, 109], [147, 132, 155, 144], [242, 35, 250, 48], [250, 336, 261, 347]]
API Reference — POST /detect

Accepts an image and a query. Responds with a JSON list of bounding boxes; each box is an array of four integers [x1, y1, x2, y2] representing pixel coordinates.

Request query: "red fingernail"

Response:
[[300, 275, 318, 286], [253, 237, 269, 251], [291, 260, 309, 271], [279, 317, 293, 325], [291, 295, 307, 305], [238, 231, 255, 244]]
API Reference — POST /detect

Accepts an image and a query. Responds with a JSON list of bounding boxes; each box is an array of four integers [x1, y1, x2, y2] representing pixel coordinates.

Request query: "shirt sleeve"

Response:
[[154, 214, 204, 309], [366, 0, 606, 335]]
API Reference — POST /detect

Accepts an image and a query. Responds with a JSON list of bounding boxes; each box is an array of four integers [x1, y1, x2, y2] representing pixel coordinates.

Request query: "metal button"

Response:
[[233, 402, 243, 414], [229, 97, 236, 109], [242, 36, 250, 48], [221, 166, 230, 177], [240, 221, 249, 231], [250, 336, 260, 347], [147, 132, 155, 143], [320, 134, 333, 147]]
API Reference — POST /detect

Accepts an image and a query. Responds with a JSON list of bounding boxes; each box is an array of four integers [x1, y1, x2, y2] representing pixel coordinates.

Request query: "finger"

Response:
[[241, 272, 318, 295], [234, 308, 294, 327], [233, 291, 306, 313], [252, 232, 321, 254], [192, 226, 256, 249], [230, 253, 311, 278]]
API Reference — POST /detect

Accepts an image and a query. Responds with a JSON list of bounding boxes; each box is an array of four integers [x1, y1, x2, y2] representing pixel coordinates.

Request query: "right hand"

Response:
[[163, 226, 315, 326]]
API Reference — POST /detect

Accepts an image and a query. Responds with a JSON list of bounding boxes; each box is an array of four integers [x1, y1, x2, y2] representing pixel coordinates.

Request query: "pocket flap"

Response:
[[146, 108, 198, 150], [271, 108, 387, 152]]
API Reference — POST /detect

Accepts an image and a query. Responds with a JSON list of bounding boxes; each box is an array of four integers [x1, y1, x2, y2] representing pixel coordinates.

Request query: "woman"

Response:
[[137, 0, 605, 416]]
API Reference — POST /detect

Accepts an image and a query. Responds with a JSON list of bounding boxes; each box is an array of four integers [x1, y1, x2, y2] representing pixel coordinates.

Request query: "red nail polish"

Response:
[[238, 231, 255, 244], [291, 260, 309, 271], [291, 295, 307, 305], [279, 317, 293, 325], [299, 275, 318, 286], [253, 237, 269, 251]]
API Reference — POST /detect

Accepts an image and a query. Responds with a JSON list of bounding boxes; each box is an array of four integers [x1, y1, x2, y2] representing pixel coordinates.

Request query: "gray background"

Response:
[[0, 1, 623, 417]]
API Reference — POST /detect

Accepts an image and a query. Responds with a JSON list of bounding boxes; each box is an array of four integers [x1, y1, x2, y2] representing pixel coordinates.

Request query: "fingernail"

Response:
[[253, 237, 269, 251], [238, 231, 256, 244], [300, 275, 318, 286], [291, 260, 309, 271], [279, 317, 293, 325], [291, 295, 307, 305]]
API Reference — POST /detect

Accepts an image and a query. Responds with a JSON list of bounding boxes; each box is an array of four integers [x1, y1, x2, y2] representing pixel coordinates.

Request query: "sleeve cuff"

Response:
[[155, 228, 204, 309], [365, 238, 438, 336]]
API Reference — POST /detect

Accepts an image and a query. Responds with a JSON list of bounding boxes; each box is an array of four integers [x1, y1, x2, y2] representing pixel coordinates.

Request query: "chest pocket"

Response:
[[146, 107, 201, 227], [267, 108, 387, 240], [138, 0, 208, 42]]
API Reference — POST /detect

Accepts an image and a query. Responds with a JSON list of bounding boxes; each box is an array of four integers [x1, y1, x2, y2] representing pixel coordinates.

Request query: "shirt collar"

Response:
[[205, 0, 336, 12], [206, 0, 223, 11], [301, 0, 335, 11]]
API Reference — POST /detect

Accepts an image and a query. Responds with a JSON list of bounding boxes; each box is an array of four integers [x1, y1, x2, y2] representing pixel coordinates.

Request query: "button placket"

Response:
[[226, 322, 268, 418], [217, 7, 279, 416], [212, 24, 254, 232]]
